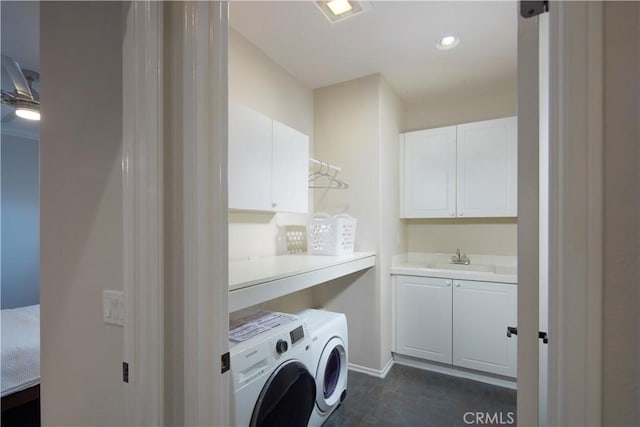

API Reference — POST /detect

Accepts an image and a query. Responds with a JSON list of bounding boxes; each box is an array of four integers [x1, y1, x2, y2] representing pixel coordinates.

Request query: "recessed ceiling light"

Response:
[[315, 1, 371, 24], [436, 35, 460, 50], [327, 0, 352, 16]]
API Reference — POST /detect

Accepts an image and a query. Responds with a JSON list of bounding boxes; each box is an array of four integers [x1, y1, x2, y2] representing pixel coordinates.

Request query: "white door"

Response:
[[396, 275, 452, 364], [452, 280, 517, 377], [456, 117, 517, 217], [400, 126, 456, 218], [271, 120, 309, 213]]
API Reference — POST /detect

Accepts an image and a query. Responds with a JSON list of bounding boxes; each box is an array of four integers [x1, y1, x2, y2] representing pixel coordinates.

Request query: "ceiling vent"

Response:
[[315, 1, 371, 24]]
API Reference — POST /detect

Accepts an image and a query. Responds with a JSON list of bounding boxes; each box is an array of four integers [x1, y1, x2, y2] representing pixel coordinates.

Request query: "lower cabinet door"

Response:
[[396, 276, 453, 364], [452, 280, 517, 377]]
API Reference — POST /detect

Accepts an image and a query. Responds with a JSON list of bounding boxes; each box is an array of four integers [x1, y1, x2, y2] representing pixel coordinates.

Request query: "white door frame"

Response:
[[122, 2, 165, 425], [122, 1, 230, 425], [547, 1, 603, 425], [121, 1, 605, 425], [177, 2, 230, 425], [517, 8, 540, 426], [520, 2, 604, 425]]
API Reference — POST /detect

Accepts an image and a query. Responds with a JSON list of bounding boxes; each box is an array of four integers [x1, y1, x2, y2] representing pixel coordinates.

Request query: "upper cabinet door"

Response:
[[456, 117, 517, 217], [400, 126, 457, 218], [228, 102, 273, 211], [272, 120, 309, 213]]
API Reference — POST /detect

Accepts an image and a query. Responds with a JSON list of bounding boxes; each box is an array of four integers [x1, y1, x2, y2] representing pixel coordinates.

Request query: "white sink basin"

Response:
[[424, 262, 496, 273]]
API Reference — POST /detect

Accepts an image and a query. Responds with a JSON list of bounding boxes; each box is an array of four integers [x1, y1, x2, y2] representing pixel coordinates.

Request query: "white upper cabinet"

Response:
[[228, 102, 309, 213], [271, 120, 309, 213], [400, 126, 456, 218], [456, 117, 517, 217], [229, 102, 273, 211], [400, 116, 517, 218]]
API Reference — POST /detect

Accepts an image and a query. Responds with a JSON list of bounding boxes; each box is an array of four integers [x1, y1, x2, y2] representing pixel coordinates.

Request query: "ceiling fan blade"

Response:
[[1, 55, 34, 99]]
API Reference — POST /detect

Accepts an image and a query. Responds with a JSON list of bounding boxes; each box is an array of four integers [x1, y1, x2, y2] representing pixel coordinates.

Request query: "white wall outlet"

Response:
[[103, 290, 125, 327]]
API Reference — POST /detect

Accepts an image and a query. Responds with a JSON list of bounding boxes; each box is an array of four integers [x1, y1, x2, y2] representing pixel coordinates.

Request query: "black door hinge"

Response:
[[539, 331, 549, 344], [506, 326, 518, 337], [123, 362, 129, 383], [521, 1, 549, 18], [221, 352, 230, 374]]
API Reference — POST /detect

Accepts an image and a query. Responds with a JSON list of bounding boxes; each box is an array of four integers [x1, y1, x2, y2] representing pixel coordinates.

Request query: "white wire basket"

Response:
[[307, 213, 357, 256]]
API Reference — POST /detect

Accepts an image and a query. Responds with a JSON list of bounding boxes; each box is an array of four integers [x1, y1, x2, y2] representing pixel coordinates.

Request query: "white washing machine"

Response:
[[229, 311, 316, 427], [296, 309, 349, 427]]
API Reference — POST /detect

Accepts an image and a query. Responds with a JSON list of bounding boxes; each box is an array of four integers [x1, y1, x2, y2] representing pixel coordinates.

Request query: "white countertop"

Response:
[[229, 252, 376, 312], [391, 252, 517, 284]]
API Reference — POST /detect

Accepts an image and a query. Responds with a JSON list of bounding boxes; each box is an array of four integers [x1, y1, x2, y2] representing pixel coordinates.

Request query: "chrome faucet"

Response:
[[451, 249, 471, 265]]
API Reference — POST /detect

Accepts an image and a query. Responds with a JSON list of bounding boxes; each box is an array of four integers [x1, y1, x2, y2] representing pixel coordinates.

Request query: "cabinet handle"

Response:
[[459, 212, 464, 216], [272, 202, 277, 208], [446, 280, 452, 286], [455, 283, 460, 287]]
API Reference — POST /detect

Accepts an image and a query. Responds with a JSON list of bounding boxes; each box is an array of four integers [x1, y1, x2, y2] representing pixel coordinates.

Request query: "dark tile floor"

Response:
[[324, 364, 516, 427]]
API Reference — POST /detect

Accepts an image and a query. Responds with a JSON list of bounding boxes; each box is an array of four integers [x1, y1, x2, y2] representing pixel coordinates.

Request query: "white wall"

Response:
[[228, 29, 313, 262], [404, 84, 517, 132], [406, 218, 517, 256], [602, 2, 640, 424], [403, 84, 518, 256], [312, 74, 407, 371], [312, 74, 381, 370], [40, 3, 125, 425]]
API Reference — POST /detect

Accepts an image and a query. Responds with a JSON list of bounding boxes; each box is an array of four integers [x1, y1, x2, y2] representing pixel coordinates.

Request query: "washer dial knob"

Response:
[[275, 339, 288, 354]]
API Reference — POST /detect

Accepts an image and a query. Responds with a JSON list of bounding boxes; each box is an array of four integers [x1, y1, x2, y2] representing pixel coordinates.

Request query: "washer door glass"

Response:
[[316, 337, 347, 413], [324, 347, 341, 398], [250, 360, 316, 427]]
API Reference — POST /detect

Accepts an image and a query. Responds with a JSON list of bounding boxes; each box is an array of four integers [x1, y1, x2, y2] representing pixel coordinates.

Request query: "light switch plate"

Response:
[[103, 290, 125, 327]]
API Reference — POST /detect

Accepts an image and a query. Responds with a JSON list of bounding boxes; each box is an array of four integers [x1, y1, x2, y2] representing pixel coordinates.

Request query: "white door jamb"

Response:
[[122, 1, 165, 425], [548, 1, 604, 425]]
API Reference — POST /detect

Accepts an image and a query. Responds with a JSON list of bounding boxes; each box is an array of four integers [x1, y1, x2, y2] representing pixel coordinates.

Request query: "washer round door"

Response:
[[316, 336, 348, 413], [250, 360, 316, 427]]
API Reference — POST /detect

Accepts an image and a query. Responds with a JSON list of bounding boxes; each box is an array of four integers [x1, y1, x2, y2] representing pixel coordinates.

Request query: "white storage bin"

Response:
[[307, 213, 357, 256]]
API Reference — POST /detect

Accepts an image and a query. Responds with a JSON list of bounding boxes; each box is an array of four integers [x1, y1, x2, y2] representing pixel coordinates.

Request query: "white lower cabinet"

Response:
[[452, 280, 517, 377], [395, 275, 517, 378], [396, 276, 453, 364]]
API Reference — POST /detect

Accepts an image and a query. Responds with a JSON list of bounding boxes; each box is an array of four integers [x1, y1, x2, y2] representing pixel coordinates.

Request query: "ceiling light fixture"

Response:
[[326, 0, 353, 16], [15, 106, 40, 121], [315, 1, 371, 24], [436, 35, 460, 50]]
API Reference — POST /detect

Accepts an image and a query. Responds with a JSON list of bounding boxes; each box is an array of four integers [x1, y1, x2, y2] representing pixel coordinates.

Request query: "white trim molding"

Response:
[[548, 1, 604, 425], [349, 359, 394, 379], [122, 1, 164, 425], [170, 2, 230, 425]]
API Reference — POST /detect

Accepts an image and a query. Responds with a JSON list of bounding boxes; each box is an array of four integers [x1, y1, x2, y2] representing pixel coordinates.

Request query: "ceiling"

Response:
[[1, 1, 40, 137], [229, 1, 517, 105]]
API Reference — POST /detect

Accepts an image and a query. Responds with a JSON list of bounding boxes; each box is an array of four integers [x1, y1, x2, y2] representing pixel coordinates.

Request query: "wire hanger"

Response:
[[308, 158, 349, 189]]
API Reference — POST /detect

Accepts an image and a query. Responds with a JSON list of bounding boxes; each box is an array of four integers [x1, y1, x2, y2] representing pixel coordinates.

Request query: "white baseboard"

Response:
[[393, 354, 517, 390], [348, 358, 394, 379]]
